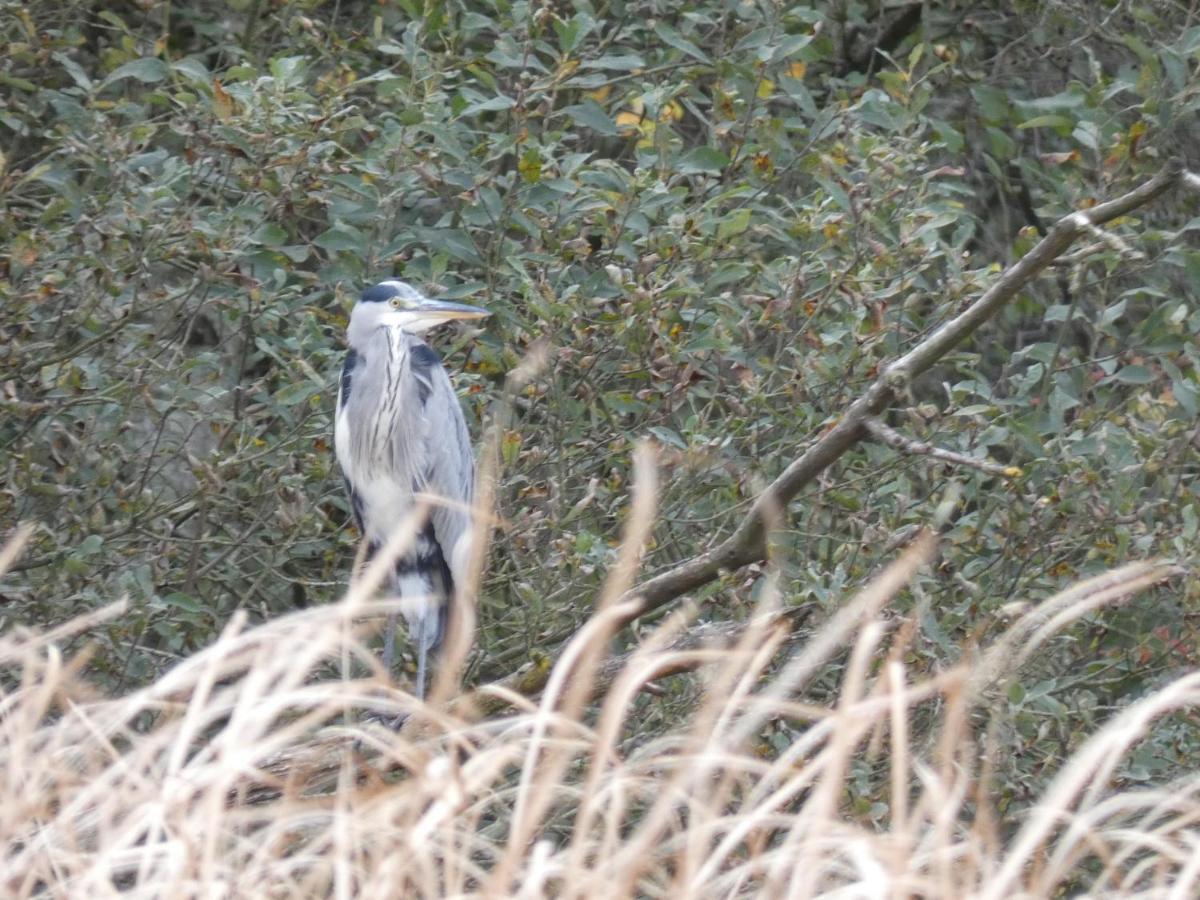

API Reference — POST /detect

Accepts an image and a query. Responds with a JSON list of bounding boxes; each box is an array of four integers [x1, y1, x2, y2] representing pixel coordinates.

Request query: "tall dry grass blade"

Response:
[[433, 340, 550, 706], [982, 669, 1200, 900], [778, 618, 890, 900], [885, 658, 912, 886], [0, 522, 35, 577], [488, 442, 658, 895], [609, 604, 792, 896], [730, 529, 937, 748], [2, 512, 1194, 899], [563, 599, 700, 882], [682, 535, 938, 894], [970, 560, 1181, 697]]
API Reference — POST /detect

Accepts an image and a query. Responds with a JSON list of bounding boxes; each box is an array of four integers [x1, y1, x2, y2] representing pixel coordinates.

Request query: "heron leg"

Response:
[[415, 640, 428, 701], [381, 611, 398, 673]]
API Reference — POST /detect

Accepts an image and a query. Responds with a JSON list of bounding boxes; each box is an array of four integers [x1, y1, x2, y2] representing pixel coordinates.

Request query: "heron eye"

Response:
[[389, 297, 403, 309]]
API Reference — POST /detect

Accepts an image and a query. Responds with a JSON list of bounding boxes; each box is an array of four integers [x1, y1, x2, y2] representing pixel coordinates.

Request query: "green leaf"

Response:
[[279, 245, 310, 263], [103, 58, 169, 86], [653, 23, 711, 64], [77, 534, 104, 556], [555, 13, 595, 54], [249, 224, 288, 246], [647, 426, 687, 449], [171, 57, 211, 83], [584, 54, 646, 71], [564, 100, 619, 135], [268, 55, 307, 86], [677, 146, 729, 175], [313, 225, 365, 253], [1112, 365, 1156, 385], [972, 85, 1011, 122], [460, 94, 517, 116], [53, 52, 93, 91], [768, 32, 814, 63], [163, 592, 201, 613], [1017, 114, 1073, 130], [275, 381, 317, 406], [1171, 373, 1198, 417], [418, 227, 483, 265], [96, 10, 130, 31], [0, 73, 37, 92], [1099, 299, 1127, 328], [716, 209, 751, 240], [1025, 88, 1087, 110], [733, 27, 772, 54]]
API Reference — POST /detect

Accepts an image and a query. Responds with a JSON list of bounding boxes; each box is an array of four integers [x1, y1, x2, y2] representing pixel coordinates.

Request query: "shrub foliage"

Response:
[[1, 0, 1199, 880]]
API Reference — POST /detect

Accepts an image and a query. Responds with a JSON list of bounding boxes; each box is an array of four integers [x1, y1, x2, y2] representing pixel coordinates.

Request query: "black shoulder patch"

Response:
[[410, 342, 441, 372], [360, 284, 398, 304], [339, 348, 358, 405], [410, 342, 440, 406]]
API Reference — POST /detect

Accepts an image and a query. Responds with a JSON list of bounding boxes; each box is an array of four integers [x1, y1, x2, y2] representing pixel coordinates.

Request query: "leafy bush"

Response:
[[0, 529, 1193, 896], [2, 0, 1198, 863]]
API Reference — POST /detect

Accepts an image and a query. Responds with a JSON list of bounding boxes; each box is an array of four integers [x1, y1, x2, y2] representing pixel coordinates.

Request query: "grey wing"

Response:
[[334, 348, 365, 531], [414, 348, 475, 590]]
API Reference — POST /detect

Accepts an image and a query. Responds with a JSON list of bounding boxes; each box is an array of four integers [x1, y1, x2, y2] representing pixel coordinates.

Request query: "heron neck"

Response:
[[348, 320, 419, 352]]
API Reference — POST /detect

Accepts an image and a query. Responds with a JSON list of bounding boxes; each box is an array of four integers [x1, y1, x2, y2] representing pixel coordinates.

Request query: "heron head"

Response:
[[349, 280, 490, 338]]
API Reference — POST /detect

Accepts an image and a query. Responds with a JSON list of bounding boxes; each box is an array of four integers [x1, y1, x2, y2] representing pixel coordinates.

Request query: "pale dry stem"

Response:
[[0, 518, 1192, 898]]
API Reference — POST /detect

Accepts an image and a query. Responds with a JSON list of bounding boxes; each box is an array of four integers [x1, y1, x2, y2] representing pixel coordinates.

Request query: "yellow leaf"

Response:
[[615, 110, 644, 135], [555, 59, 580, 82], [518, 149, 542, 184], [659, 100, 683, 122], [635, 123, 657, 148], [787, 61, 807, 79], [212, 78, 235, 121], [933, 44, 956, 63], [15, 8, 36, 40], [1039, 150, 1079, 166], [14, 232, 38, 267], [586, 84, 612, 103], [756, 78, 774, 99], [501, 430, 521, 466]]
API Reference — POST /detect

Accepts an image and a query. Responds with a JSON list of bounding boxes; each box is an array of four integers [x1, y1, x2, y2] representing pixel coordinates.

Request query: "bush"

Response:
[[1, 1, 1198, 889]]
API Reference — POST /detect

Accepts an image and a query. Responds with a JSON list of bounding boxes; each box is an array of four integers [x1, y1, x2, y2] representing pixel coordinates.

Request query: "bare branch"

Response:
[[863, 418, 1019, 479], [618, 163, 1184, 621], [468, 165, 1184, 702]]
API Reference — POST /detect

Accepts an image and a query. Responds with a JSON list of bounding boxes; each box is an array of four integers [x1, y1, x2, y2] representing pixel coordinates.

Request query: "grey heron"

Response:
[[334, 280, 489, 698]]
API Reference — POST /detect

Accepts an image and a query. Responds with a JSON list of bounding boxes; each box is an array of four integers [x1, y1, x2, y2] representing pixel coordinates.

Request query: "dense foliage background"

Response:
[[2, 0, 1198, 825]]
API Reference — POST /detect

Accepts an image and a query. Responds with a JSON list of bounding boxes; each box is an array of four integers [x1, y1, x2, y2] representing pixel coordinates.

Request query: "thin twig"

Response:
[[863, 417, 1020, 479]]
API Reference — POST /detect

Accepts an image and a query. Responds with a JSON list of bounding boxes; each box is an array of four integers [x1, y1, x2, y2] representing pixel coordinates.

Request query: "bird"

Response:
[[334, 279, 490, 698]]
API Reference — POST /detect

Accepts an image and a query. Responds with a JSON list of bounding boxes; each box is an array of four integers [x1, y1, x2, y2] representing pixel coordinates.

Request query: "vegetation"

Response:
[[1, 0, 1198, 894]]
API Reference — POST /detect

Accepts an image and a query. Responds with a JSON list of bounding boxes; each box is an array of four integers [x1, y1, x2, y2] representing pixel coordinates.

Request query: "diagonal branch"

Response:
[[620, 163, 1184, 619], [480, 162, 1187, 700]]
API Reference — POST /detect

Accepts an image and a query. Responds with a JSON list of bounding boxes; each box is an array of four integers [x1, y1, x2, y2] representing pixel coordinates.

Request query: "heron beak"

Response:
[[415, 299, 492, 326]]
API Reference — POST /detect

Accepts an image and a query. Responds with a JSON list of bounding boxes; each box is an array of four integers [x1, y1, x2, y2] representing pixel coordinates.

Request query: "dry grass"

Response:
[[0, 512, 1194, 898]]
